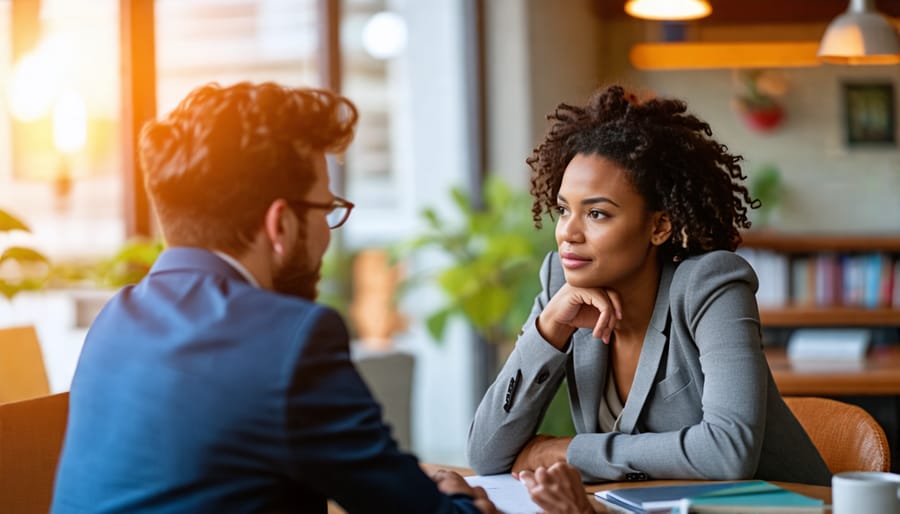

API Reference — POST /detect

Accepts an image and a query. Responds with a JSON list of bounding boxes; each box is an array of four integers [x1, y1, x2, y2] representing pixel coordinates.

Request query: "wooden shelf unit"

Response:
[[741, 232, 900, 254], [740, 231, 900, 328], [759, 307, 900, 327]]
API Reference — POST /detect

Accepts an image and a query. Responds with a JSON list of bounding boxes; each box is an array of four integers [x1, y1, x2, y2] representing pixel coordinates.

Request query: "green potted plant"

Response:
[[396, 177, 574, 435], [0, 208, 50, 300], [748, 163, 783, 228]]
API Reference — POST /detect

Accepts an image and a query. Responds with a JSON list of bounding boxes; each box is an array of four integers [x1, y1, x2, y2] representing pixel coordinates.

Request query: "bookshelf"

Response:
[[739, 231, 900, 328], [741, 232, 900, 254]]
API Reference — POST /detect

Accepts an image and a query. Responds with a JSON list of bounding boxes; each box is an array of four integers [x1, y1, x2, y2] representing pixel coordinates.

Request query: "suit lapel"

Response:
[[571, 330, 607, 432], [616, 261, 675, 434]]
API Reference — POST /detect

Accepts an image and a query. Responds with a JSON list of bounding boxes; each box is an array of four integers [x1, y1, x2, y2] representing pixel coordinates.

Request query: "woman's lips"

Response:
[[560, 252, 592, 269]]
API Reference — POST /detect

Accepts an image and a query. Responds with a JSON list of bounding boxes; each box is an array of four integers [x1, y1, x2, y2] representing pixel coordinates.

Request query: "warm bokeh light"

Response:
[[8, 50, 61, 122], [625, 0, 712, 21], [52, 89, 87, 154], [361, 11, 407, 60]]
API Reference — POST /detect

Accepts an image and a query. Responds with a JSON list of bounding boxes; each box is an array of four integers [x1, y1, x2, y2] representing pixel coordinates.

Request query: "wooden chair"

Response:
[[0, 392, 69, 514], [785, 396, 891, 474], [0, 325, 51, 404]]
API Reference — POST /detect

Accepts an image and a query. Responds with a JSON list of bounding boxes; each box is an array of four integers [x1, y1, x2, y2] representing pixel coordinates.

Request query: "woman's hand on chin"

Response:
[[538, 284, 622, 348]]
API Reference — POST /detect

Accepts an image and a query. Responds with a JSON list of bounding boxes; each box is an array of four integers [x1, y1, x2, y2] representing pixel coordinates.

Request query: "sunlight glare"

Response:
[[52, 89, 87, 154], [8, 51, 60, 121]]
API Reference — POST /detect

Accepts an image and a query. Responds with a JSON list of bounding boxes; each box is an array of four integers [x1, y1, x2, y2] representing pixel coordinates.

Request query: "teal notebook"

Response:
[[678, 481, 825, 513]]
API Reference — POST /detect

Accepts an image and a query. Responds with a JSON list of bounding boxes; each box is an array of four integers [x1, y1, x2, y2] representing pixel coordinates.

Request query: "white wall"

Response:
[[486, 0, 606, 190]]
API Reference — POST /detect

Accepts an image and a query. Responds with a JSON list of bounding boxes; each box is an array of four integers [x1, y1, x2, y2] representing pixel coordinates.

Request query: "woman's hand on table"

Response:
[[512, 435, 572, 473], [431, 469, 498, 514], [516, 462, 593, 514]]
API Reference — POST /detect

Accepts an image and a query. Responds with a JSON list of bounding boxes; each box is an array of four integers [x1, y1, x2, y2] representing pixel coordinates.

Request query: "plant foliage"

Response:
[[398, 177, 555, 345], [0, 208, 50, 299]]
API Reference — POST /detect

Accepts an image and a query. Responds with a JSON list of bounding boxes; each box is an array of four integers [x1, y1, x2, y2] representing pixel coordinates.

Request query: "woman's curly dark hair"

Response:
[[527, 85, 758, 263]]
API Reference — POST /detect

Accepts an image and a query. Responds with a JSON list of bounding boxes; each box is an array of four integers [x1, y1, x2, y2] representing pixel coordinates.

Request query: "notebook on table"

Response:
[[594, 480, 824, 514], [594, 482, 743, 513], [679, 481, 824, 513]]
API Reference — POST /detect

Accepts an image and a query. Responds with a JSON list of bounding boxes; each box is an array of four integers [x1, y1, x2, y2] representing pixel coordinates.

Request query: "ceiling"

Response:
[[594, 1, 900, 24]]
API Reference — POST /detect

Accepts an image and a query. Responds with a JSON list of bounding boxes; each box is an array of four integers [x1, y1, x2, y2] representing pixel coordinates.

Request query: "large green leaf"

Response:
[[0, 209, 30, 233], [537, 383, 576, 436], [0, 246, 49, 265], [425, 307, 453, 343], [461, 286, 511, 331]]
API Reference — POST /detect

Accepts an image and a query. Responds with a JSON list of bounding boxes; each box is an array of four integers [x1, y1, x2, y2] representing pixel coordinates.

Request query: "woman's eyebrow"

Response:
[[558, 193, 620, 208]]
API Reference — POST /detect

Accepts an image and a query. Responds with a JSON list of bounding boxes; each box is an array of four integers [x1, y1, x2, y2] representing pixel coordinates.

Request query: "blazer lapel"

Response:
[[616, 261, 675, 434], [571, 330, 607, 433]]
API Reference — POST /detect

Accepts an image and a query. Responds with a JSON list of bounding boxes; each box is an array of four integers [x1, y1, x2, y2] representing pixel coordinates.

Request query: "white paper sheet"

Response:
[[464, 474, 541, 514]]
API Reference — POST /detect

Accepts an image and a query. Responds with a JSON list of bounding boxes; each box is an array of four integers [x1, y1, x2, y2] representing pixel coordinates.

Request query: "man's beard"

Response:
[[272, 247, 321, 301]]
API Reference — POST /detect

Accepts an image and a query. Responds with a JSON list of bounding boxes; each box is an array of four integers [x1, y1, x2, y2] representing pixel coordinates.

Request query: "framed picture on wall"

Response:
[[842, 82, 896, 146]]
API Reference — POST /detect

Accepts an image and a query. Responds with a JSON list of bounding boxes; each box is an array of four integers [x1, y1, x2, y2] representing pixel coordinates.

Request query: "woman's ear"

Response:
[[650, 211, 673, 247]]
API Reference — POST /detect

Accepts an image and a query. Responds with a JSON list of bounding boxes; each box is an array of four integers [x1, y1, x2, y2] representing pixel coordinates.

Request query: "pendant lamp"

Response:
[[818, 0, 900, 65], [624, 0, 712, 21]]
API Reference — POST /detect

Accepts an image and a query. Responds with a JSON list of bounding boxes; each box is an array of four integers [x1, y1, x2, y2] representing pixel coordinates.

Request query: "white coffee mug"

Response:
[[833, 471, 900, 514]]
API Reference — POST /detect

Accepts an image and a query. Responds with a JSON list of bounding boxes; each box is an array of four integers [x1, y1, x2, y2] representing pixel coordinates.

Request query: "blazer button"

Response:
[[625, 472, 649, 481], [536, 371, 550, 384]]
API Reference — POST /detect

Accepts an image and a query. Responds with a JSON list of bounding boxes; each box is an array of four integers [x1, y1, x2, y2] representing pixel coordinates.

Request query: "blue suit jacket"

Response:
[[52, 248, 479, 514]]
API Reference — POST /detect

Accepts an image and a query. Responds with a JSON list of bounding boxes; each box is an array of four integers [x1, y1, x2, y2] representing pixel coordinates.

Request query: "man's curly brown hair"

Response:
[[527, 85, 757, 263], [140, 81, 358, 254]]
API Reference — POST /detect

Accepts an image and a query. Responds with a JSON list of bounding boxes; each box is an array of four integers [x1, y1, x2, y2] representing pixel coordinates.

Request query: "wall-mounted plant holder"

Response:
[[740, 105, 785, 133], [732, 70, 787, 133]]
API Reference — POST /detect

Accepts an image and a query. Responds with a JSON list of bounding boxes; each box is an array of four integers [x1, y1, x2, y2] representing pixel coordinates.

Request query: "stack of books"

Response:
[[594, 480, 824, 513]]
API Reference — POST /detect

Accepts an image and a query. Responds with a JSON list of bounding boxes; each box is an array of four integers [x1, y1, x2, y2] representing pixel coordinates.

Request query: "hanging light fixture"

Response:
[[818, 0, 900, 65], [624, 0, 711, 21]]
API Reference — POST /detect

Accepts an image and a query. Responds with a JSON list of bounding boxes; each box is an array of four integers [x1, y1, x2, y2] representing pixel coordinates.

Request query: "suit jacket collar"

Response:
[[150, 247, 250, 285], [571, 259, 675, 434], [617, 260, 675, 433]]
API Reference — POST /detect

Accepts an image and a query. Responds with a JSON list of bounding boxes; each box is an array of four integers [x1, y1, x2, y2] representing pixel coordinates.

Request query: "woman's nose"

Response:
[[556, 215, 584, 243]]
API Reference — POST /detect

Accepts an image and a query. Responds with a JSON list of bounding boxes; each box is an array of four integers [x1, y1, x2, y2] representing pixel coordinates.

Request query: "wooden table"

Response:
[[327, 463, 830, 513], [765, 346, 900, 396], [418, 463, 831, 513]]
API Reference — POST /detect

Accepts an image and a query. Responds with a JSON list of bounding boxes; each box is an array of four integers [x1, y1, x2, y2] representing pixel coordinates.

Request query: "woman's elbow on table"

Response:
[[466, 442, 514, 476]]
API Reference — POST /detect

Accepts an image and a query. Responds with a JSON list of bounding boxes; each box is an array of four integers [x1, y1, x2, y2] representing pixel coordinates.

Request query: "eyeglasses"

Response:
[[287, 196, 355, 229]]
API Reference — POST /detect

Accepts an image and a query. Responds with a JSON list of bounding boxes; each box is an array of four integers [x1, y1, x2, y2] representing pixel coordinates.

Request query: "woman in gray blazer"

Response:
[[467, 85, 831, 486]]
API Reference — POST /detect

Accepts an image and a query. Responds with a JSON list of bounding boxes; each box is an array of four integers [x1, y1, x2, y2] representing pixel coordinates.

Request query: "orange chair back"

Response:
[[785, 396, 890, 474], [0, 325, 51, 404], [0, 392, 69, 514]]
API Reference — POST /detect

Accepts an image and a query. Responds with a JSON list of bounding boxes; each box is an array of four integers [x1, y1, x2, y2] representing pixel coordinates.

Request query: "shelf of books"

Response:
[[738, 231, 900, 328]]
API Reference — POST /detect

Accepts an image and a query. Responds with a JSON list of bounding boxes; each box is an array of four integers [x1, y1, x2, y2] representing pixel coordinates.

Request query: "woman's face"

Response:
[[555, 153, 666, 290]]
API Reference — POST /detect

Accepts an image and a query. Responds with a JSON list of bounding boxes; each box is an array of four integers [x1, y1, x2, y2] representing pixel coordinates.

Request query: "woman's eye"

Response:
[[555, 205, 569, 216], [588, 209, 607, 220]]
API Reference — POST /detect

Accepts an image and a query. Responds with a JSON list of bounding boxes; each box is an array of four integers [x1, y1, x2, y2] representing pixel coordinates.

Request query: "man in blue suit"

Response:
[[51, 82, 500, 514]]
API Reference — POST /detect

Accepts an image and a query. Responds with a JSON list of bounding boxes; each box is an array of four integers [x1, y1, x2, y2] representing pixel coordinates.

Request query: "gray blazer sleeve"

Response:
[[466, 252, 571, 475], [567, 251, 769, 481]]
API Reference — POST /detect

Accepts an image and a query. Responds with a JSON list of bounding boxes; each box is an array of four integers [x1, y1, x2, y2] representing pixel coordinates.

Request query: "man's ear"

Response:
[[263, 199, 293, 256], [650, 211, 673, 247]]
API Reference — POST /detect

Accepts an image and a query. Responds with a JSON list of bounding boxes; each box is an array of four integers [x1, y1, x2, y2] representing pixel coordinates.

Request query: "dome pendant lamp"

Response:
[[624, 0, 712, 21], [818, 0, 900, 65]]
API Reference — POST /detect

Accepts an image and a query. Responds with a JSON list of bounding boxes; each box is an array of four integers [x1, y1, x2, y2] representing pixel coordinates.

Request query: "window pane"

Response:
[[340, 0, 410, 245], [155, 0, 320, 116], [1, 0, 123, 258]]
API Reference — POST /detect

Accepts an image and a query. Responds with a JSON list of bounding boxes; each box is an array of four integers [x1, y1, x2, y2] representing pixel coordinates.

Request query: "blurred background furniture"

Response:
[[0, 325, 50, 404], [785, 396, 891, 473], [0, 392, 69, 514], [353, 345, 414, 451]]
